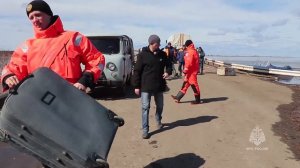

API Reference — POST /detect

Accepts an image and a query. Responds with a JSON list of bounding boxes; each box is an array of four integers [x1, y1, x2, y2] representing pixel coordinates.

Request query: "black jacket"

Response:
[[132, 46, 172, 93]]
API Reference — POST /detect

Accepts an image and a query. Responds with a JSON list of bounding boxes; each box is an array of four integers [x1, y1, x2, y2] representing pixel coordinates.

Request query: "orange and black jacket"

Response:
[[183, 44, 199, 75], [1, 16, 105, 91]]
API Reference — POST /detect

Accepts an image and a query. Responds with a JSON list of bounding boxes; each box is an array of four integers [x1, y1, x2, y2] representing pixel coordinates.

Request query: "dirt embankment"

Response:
[[273, 85, 300, 161]]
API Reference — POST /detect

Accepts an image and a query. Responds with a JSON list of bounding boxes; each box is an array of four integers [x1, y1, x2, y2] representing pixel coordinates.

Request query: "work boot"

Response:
[[142, 132, 150, 139], [171, 91, 185, 103], [191, 95, 201, 105]]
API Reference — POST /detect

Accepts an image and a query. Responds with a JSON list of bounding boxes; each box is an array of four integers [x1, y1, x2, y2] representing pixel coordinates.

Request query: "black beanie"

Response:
[[148, 35, 161, 45], [185, 40, 193, 47], [26, 0, 53, 17]]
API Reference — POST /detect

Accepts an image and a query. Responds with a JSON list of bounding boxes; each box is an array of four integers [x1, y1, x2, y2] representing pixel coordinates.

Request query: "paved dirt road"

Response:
[[1, 67, 299, 168], [103, 70, 300, 168]]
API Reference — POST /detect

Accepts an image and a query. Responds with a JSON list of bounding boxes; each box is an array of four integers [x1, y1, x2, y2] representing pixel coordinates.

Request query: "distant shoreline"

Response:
[[208, 55, 300, 70], [207, 55, 300, 58]]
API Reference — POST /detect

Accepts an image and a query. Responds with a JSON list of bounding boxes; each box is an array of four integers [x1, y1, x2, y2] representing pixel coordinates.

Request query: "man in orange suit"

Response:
[[1, 0, 105, 92], [171, 40, 201, 104]]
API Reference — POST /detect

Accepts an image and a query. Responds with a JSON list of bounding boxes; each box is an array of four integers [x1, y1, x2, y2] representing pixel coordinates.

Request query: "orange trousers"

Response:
[[180, 73, 200, 96]]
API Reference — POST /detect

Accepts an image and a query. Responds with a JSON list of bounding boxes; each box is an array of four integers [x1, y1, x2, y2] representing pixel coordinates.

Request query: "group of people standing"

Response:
[[132, 35, 205, 139], [162, 42, 206, 78]]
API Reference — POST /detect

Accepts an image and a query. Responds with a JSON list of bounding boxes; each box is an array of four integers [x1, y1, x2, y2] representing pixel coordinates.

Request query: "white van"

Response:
[[88, 35, 134, 92]]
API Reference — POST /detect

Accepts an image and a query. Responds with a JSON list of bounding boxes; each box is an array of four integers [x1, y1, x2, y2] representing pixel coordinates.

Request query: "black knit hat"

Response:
[[185, 40, 193, 47], [148, 35, 161, 45], [26, 0, 53, 17]]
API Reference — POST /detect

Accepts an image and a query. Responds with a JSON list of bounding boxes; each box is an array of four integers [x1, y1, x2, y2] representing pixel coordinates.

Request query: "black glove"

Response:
[[77, 72, 94, 88]]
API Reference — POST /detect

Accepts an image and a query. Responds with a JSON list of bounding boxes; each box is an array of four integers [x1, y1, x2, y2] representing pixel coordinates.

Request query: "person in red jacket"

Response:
[[171, 40, 201, 104], [1, 0, 105, 92]]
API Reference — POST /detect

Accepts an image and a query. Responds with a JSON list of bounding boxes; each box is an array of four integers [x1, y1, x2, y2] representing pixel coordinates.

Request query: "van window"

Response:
[[123, 40, 129, 54], [89, 38, 120, 54]]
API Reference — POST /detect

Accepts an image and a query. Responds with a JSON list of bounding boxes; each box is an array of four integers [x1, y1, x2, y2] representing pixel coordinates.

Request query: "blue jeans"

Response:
[[200, 57, 205, 74], [178, 62, 185, 75], [141, 92, 164, 133]]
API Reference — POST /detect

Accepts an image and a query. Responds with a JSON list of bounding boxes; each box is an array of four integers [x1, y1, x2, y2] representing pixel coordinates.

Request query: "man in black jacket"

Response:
[[132, 35, 172, 139]]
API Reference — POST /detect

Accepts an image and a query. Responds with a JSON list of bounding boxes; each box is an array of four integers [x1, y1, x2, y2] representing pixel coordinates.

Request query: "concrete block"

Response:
[[217, 67, 236, 76]]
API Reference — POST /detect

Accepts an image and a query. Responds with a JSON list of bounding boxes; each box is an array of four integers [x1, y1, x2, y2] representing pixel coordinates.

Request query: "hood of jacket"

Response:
[[187, 43, 196, 50], [141, 46, 161, 54], [34, 15, 64, 39]]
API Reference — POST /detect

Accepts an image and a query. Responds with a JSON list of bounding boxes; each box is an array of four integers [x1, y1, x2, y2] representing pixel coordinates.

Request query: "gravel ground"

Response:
[[0, 63, 300, 168]]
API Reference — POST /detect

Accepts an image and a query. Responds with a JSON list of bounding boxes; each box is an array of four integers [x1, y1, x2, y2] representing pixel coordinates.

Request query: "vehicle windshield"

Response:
[[89, 38, 120, 55]]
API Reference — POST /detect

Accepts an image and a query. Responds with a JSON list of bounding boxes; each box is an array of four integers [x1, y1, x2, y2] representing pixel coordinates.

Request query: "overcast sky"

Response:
[[1, 0, 300, 57]]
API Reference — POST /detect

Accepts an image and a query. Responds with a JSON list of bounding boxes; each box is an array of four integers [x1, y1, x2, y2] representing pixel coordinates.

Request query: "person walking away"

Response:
[[198, 47, 206, 75], [171, 40, 201, 104], [1, 0, 105, 92], [164, 42, 177, 78], [165, 42, 175, 62], [176, 45, 186, 77], [132, 35, 172, 139]]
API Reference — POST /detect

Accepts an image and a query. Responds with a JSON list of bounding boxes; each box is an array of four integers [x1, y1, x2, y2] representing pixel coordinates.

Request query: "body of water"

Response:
[[207, 55, 300, 85], [207, 55, 300, 71]]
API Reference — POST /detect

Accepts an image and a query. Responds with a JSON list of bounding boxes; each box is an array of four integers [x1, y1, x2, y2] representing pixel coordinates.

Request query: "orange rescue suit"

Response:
[[1, 16, 105, 90], [181, 44, 200, 95]]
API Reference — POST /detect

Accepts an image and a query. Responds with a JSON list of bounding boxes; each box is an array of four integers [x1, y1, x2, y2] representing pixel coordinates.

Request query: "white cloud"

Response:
[[208, 31, 228, 36], [272, 19, 289, 27], [0, 0, 300, 56], [251, 24, 269, 33]]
